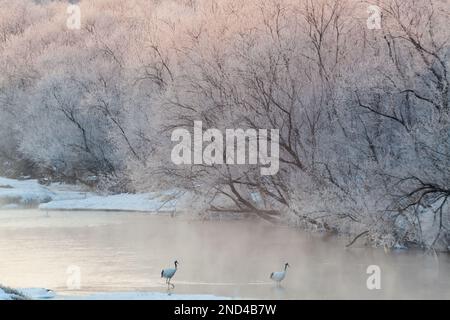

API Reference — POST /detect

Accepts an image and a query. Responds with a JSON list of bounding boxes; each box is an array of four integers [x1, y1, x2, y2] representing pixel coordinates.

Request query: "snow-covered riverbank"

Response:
[[0, 286, 229, 300], [0, 287, 55, 300], [0, 177, 186, 213], [0, 177, 56, 209]]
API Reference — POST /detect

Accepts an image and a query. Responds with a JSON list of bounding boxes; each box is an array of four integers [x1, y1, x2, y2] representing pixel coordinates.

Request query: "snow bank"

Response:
[[0, 285, 30, 300], [0, 177, 54, 208], [18, 288, 56, 299], [0, 288, 12, 300], [0, 287, 229, 300], [0, 287, 56, 300], [0, 176, 189, 213], [0, 177, 93, 209], [39, 191, 186, 213]]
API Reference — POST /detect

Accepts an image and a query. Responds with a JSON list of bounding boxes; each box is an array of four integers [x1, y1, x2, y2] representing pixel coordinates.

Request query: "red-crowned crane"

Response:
[[161, 260, 179, 288], [270, 263, 289, 285]]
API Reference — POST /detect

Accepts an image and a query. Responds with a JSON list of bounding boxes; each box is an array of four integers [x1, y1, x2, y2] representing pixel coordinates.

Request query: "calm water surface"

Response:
[[0, 210, 449, 299]]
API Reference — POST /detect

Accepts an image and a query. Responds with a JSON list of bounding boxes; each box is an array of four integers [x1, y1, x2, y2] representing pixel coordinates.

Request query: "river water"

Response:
[[0, 210, 449, 299]]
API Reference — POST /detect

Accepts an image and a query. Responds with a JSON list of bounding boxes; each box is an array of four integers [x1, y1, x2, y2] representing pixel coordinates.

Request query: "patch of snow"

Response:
[[46, 182, 94, 202], [0, 177, 54, 207], [0, 287, 57, 300], [0, 177, 190, 214], [69, 292, 230, 300], [39, 192, 181, 213], [393, 243, 408, 250], [18, 288, 55, 299], [0, 288, 12, 300], [0, 286, 230, 300]]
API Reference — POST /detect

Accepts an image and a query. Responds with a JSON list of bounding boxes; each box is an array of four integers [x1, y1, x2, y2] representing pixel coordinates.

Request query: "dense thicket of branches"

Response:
[[0, 0, 449, 249]]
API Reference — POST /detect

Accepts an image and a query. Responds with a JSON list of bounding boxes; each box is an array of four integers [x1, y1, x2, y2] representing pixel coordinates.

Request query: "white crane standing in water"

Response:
[[161, 260, 179, 288], [270, 263, 289, 285]]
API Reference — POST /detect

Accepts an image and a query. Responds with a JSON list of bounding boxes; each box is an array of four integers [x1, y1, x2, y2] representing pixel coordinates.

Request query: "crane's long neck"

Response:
[[284, 265, 288, 271]]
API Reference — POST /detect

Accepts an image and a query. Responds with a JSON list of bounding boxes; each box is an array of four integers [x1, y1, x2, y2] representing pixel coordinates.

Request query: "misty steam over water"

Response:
[[0, 210, 448, 299]]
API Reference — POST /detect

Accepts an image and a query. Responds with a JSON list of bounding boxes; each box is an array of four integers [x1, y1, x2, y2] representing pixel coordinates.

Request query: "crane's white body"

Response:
[[161, 261, 178, 287], [270, 263, 289, 284], [270, 271, 286, 282], [161, 268, 177, 280]]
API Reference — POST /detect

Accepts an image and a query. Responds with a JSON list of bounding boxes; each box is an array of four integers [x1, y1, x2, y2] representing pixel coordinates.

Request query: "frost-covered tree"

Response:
[[0, 0, 448, 250]]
